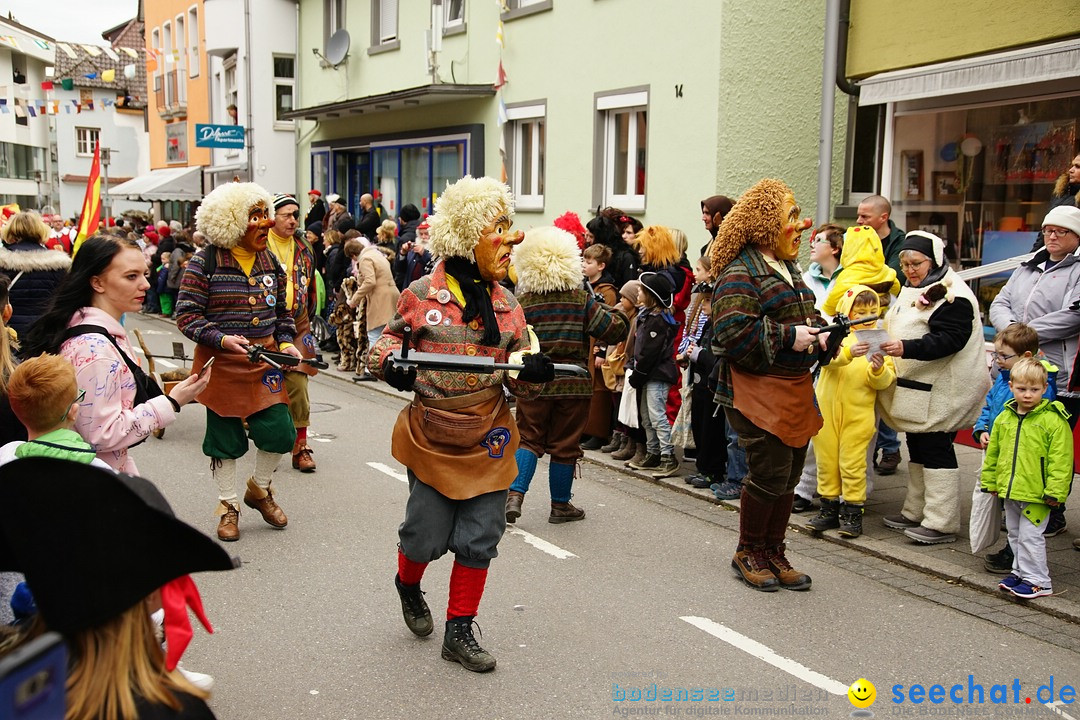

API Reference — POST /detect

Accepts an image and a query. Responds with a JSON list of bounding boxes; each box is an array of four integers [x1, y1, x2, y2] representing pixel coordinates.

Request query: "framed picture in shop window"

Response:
[[900, 150, 924, 201], [932, 171, 962, 203]]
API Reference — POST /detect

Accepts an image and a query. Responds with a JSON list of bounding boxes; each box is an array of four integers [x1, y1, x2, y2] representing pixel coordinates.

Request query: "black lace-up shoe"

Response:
[[442, 617, 496, 672], [395, 575, 433, 637]]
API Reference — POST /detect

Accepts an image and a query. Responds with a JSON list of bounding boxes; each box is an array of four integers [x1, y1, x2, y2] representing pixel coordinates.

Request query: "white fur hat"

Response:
[[427, 176, 515, 260], [513, 226, 583, 294], [195, 182, 273, 249]]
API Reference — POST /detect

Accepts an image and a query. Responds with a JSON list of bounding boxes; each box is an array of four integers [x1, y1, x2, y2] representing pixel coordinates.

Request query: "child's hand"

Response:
[[850, 341, 870, 358], [978, 431, 990, 449], [869, 352, 884, 370]]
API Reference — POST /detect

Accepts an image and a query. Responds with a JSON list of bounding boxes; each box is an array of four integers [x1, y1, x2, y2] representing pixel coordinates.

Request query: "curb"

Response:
[[578, 453, 1080, 626]]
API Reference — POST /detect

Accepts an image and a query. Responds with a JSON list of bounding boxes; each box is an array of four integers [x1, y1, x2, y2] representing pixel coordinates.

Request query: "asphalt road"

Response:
[[127, 314, 1080, 720]]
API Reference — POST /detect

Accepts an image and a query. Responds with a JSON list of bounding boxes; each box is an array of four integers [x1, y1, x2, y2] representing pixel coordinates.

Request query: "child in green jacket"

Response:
[[980, 357, 1073, 599]]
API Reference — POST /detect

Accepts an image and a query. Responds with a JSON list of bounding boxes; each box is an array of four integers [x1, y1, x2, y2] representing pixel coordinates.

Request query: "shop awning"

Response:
[[858, 38, 1080, 106], [282, 83, 495, 121], [109, 166, 203, 202]]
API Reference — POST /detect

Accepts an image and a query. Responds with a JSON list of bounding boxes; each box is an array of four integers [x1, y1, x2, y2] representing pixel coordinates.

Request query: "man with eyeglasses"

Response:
[[269, 194, 320, 473], [989, 205, 1080, 543]]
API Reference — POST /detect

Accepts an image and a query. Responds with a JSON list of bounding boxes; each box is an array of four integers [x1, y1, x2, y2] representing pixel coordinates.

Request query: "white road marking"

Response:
[[680, 616, 848, 696], [365, 462, 576, 560], [1047, 701, 1079, 720], [367, 462, 408, 483], [506, 527, 577, 560]]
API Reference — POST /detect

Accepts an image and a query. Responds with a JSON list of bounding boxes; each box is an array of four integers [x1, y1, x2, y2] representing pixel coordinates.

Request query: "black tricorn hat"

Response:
[[0, 458, 238, 636]]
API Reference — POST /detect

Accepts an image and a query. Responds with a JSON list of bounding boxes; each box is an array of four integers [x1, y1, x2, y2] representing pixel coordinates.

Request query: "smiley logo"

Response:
[[848, 678, 876, 709]]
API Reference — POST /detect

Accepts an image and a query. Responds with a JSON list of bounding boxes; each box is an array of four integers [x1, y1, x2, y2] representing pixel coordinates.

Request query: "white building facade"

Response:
[[0, 19, 53, 211], [203, 0, 298, 195]]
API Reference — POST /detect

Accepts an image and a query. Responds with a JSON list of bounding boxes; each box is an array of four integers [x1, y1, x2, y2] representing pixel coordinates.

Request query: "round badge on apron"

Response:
[[436, 289, 452, 304], [426, 309, 443, 326]]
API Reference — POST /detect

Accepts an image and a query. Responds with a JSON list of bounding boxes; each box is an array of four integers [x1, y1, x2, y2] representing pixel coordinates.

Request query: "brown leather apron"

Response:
[[291, 306, 319, 378], [731, 367, 821, 448], [391, 386, 519, 500], [192, 339, 288, 419]]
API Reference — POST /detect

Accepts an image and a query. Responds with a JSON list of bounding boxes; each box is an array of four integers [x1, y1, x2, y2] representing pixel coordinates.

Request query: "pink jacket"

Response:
[[60, 307, 176, 473]]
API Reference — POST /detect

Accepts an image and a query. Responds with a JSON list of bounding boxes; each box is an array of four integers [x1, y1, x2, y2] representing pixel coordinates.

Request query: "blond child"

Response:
[[981, 357, 1072, 599], [0, 354, 112, 469], [582, 244, 620, 451], [806, 285, 895, 538]]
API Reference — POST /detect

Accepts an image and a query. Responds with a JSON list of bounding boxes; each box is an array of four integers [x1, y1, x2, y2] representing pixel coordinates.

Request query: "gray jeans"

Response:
[[398, 470, 507, 569]]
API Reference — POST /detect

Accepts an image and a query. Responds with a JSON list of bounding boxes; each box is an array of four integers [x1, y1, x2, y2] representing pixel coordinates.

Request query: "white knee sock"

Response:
[[253, 450, 281, 489], [213, 458, 238, 507]]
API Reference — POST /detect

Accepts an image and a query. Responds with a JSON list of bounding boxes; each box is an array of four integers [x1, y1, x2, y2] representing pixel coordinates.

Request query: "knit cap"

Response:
[[1042, 206, 1080, 237], [273, 193, 299, 212]]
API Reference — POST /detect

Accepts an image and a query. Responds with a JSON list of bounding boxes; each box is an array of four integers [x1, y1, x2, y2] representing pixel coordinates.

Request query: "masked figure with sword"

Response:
[[367, 176, 561, 673], [176, 182, 303, 542]]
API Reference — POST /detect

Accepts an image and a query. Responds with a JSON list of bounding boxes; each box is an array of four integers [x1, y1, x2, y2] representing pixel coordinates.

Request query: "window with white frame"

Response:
[[372, 0, 398, 45], [506, 103, 545, 210], [273, 56, 295, 123], [75, 127, 100, 157], [445, 0, 465, 28], [174, 14, 187, 103], [324, 0, 345, 45], [151, 27, 162, 106], [224, 56, 238, 128], [188, 6, 199, 76], [598, 91, 648, 212], [162, 22, 173, 106]]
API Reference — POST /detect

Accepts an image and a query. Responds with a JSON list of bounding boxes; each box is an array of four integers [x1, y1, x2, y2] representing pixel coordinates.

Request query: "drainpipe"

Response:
[[244, 0, 254, 181], [817, 0, 859, 224]]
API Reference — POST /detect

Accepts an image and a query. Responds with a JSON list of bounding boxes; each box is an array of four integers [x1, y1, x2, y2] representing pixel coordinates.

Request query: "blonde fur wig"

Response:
[[709, 178, 790, 273], [636, 225, 681, 267], [195, 182, 273, 249], [513, 226, 583, 294], [427, 176, 515, 260]]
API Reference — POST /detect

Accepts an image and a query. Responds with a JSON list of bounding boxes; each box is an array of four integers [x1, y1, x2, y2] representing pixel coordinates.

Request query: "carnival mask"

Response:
[[473, 205, 524, 282], [239, 202, 273, 253], [776, 193, 813, 261]]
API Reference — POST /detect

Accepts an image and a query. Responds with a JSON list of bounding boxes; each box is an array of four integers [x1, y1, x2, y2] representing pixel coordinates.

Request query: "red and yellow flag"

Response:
[[72, 142, 101, 257]]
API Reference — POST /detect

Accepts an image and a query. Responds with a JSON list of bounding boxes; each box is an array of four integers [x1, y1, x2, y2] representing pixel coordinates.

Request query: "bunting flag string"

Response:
[[101, 47, 120, 62], [56, 42, 78, 59]]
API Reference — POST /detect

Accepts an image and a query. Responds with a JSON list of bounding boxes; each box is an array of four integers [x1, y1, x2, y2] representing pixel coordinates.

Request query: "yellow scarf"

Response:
[[267, 230, 296, 310]]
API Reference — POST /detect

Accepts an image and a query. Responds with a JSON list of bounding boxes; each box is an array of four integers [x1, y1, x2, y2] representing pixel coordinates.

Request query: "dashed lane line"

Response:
[[680, 616, 848, 696], [367, 462, 408, 483], [365, 462, 577, 559], [505, 527, 577, 560]]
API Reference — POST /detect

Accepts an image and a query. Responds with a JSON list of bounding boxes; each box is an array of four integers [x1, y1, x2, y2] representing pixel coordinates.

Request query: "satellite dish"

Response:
[[325, 29, 351, 67]]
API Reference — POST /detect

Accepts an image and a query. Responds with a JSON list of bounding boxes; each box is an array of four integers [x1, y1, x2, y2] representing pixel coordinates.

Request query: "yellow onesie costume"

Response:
[[814, 285, 895, 505], [822, 225, 900, 318]]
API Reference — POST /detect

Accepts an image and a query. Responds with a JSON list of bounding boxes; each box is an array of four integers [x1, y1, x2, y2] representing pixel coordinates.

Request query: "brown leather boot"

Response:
[[243, 479, 288, 528], [505, 491, 524, 524], [731, 547, 779, 591], [549, 501, 586, 523], [292, 439, 316, 472], [765, 543, 812, 591], [611, 440, 639, 462], [216, 501, 240, 542]]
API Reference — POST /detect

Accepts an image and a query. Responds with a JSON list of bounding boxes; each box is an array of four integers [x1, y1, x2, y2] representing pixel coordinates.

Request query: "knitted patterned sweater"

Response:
[[175, 246, 297, 349], [710, 245, 822, 408], [368, 262, 543, 400], [516, 288, 628, 398]]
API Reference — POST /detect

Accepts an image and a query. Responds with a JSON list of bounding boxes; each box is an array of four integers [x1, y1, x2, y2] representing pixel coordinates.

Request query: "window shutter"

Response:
[[380, 0, 398, 42]]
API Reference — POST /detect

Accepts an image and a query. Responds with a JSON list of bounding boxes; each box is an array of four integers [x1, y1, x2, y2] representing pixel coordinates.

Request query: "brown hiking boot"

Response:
[[765, 544, 812, 591], [549, 501, 586, 524], [875, 451, 900, 475], [216, 501, 240, 542], [243, 479, 288, 528], [505, 491, 524, 524], [292, 441, 316, 472], [731, 547, 780, 592], [611, 439, 638, 461]]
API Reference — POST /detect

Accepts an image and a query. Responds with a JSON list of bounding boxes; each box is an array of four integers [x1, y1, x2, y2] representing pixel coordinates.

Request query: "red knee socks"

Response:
[[296, 427, 307, 444], [397, 548, 428, 586], [447, 561, 488, 620]]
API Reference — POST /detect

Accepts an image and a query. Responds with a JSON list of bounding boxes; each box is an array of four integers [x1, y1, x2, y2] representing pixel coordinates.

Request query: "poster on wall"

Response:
[[989, 120, 1076, 184], [166, 123, 187, 164]]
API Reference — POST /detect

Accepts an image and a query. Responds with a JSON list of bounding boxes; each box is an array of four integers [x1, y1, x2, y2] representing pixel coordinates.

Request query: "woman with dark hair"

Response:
[[21, 235, 209, 473], [1032, 153, 1080, 252], [585, 213, 638, 288], [0, 211, 71, 337]]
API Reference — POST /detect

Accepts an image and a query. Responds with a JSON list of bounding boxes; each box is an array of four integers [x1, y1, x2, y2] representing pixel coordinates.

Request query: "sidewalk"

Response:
[[317, 358, 1080, 625]]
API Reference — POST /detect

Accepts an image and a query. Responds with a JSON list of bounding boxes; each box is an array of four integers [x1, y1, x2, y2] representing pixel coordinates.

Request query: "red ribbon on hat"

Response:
[[161, 575, 213, 671]]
